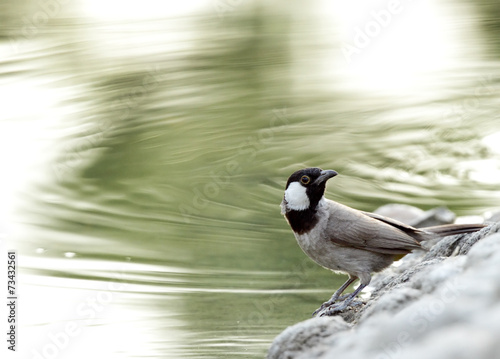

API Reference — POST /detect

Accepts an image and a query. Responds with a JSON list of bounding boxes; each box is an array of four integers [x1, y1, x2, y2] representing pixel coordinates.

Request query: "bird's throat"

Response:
[[285, 208, 319, 235]]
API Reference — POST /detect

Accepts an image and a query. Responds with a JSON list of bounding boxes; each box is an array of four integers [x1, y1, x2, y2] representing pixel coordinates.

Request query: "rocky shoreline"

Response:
[[268, 206, 500, 359]]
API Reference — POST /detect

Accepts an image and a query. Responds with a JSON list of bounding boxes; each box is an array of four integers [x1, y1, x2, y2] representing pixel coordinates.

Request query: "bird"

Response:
[[280, 167, 486, 316]]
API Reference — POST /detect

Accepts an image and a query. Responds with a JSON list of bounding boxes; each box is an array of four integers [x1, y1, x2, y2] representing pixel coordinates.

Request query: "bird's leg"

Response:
[[318, 283, 368, 316], [317, 273, 371, 316], [326, 277, 357, 303], [312, 276, 356, 317]]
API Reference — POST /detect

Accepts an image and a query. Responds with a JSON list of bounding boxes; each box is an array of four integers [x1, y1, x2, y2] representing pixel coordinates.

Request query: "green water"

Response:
[[2, 1, 500, 358]]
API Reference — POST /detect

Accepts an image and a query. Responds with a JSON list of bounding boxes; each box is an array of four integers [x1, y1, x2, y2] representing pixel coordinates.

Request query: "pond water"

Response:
[[2, 1, 500, 358]]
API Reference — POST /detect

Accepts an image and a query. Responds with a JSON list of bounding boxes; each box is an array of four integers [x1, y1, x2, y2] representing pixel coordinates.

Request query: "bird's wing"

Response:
[[325, 201, 423, 255], [360, 211, 431, 242]]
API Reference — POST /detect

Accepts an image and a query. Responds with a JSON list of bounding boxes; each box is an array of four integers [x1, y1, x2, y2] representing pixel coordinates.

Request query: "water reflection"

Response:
[[2, 0, 500, 358], [22, 270, 174, 359]]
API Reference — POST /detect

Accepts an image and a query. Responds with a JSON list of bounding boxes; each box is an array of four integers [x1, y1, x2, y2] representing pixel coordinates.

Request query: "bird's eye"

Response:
[[300, 175, 310, 185]]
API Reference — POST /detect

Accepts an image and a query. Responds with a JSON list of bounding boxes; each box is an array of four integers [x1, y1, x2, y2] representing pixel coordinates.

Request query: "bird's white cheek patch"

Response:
[[284, 182, 310, 211]]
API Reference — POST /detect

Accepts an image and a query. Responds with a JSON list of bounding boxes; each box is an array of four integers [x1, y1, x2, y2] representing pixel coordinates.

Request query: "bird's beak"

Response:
[[314, 170, 338, 184]]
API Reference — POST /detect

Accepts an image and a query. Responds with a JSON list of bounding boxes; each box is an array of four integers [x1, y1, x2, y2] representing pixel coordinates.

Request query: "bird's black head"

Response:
[[281, 167, 338, 214]]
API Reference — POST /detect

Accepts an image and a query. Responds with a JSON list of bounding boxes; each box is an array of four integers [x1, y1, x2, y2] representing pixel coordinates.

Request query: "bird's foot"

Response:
[[312, 300, 335, 317], [311, 294, 352, 317], [313, 300, 363, 317]]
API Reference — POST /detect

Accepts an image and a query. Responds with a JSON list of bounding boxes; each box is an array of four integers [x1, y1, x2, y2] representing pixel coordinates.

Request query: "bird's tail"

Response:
[[421, 223, 486, 237]]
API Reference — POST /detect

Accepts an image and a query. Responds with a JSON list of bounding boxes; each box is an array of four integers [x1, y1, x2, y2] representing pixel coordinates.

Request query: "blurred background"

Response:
[[1, 0, 500, 358]]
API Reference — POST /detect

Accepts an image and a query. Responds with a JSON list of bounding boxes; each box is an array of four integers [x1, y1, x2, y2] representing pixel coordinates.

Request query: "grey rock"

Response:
[[373, 204, 457, 227], [410, 206, 456, 227], [485, 210, 500, 223], [266, 316, 351, 359], [424, 221, 500, 259], [268, 222, 500, 359], [374, 204, 425, 224]]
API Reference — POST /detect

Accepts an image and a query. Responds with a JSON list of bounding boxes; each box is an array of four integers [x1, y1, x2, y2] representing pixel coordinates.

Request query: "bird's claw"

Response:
[[311, 294, 354, 317], [312, 300, 335, 317], [313, 300, 363, 317]]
